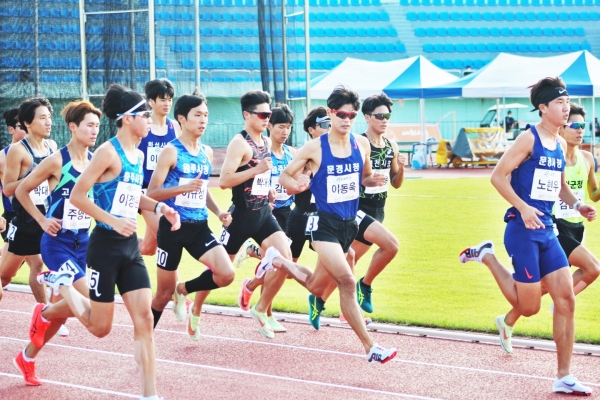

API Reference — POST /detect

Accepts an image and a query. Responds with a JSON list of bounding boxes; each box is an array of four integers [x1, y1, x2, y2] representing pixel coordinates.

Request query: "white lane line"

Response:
[[0, 337, 440, 400], [0, 372, 138, 398]]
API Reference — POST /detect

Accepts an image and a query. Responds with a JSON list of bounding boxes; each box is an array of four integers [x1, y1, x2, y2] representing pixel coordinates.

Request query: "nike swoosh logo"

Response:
[[205, 240, 215, 246], [564, 382, 576, 387], [503, 331, 509, 340], [559, 89, 567, 94], [187, 320, 195, 336], [577, 167, 581, 175], [525, 267, 533, 280]]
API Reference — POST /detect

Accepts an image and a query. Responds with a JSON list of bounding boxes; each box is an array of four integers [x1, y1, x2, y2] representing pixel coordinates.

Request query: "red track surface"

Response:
[[1, 290, 598, 399]]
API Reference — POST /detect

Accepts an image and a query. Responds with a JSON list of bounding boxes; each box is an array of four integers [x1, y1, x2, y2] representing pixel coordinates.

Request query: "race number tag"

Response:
[[271, 176, 291, 201], [219, 227, 230, 245], [175, 178, 208, 208], [62, 199, 91, 230], [251, 170, 271, 196], [110, 182, 141, 219], [305, 213, 319, 235], [326, 173, 359, 203], [146, 146, 162, 171], [355, 210, 366, 224], [30, 180, 50, 205], [364, 168, 390, 194], [555, 189, 585, 219], [530, 169, 561, 202], [6, 223, 16, 241], [310, 194, 315, 204]]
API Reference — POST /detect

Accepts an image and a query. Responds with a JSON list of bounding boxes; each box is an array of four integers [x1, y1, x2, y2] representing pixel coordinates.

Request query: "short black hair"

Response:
[[102, 84, 147, 128], [361, 93, 393, 115], [326, 85, 360, 112], [529, 76, 567, 117], [240, 90, 271, 113], [270, 104, 294, 125], [18, 97, 53, 133], [303, 107, 328, 133], [3, 108, 19, 129], [174, 93, 207, 122], [144, 78, 175, 101], [569, 103, 586, 120]]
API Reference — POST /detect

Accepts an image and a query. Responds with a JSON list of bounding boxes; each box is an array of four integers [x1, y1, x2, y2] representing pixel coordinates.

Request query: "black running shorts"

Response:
[[285, 206, 314, 259], [220, 204, 282, 255], [555, 218, 584, 260], [354, 204, 385, 246], [7, 216, 44, 256], [309, 210, 358, 254], [272, 206, 291, 232]]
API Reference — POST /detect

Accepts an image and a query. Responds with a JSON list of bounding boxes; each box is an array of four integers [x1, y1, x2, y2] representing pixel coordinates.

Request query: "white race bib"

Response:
[[62, 199, 91, 230], [110, 182, 141, 219], [530, 169, 561, 202], [305, 214, 319, 234], [555, 189, 585, 219], [175, 178, 208, 209], [251, 170, 271, 196], [326, 173, 359, 203], [364, 168, 391, 194], [310, 194, 315, 203], [146, 146, 162, 171], [30, 180, 50, 205], [271, 176, 291, 201]]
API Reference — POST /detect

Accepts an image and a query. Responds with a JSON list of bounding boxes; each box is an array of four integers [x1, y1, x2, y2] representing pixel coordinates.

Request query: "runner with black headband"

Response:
[[32, 84, 180, 400], [459, 78, 594, 395]]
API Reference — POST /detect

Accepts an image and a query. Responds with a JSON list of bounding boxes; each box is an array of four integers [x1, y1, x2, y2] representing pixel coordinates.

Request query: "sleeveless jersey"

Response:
[[359, 133, 394, 208], [311, 133, 364, 219], [162, 138, 212, 222], [11, 137, 54, 223], [553, 150, 586, 223], [231, 131, 271, 211], [138, 118, 177, 185], [46, 146, 93, 234], [93, 137, 143, 230], [505, 126, 565, 227], [1, 146, 13, 213], [271, 144, 294, 209]]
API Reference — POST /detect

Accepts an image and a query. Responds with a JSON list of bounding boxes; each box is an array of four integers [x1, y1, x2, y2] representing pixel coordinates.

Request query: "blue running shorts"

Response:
[[40, 232, 88, 282]]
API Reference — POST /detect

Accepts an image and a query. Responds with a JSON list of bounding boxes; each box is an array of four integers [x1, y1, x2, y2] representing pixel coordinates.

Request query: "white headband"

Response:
[[116, 99, 147, 120]]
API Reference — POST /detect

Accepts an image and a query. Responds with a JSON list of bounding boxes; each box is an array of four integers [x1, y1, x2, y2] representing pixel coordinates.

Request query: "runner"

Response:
[[30, 84, 180, 400], [138, 78, 180, 256], [12, 100, 100, 386], [308, 93, 406, 329], [261, 85, 397, 363], [459, 78, 594, 395], [146, 93, 234, 340], [218, 90, 293, 339], [0, 97, 57, 304]]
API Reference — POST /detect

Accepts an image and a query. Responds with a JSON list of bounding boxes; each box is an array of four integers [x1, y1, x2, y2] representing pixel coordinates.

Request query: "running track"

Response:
[[1, 290, 599, 399]]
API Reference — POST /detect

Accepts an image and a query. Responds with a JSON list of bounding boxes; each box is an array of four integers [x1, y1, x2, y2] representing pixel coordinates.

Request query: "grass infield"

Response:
[[12, 176, 600, 344]]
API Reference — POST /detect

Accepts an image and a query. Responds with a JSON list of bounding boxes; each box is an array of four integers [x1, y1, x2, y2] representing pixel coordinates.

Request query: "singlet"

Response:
[[505, 126, 565, 227], [310, 133, 364, 220], [137, 118, 177, 185], [553, 150, 587, 224], [93, 137, 143, 231], [271, 144, 294, 210], [162, 138, 211, 222], [359, 133, 394, 208], [46, 146, 93, 235], [1, 146, 13, 213], [11, 137, 54, 223], [231, 131, 271, 211]]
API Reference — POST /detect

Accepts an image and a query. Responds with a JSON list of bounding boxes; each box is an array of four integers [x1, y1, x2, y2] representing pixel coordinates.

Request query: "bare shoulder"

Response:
[[581, 149, 595, 166], [353, 133, 370, 148], [48, 139, 58, 151], [203, 144, 214, 162]]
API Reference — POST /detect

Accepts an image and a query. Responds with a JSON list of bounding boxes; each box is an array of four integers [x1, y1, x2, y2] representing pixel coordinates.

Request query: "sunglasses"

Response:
[[316, 121, 331, 129], [565, 122, 585, 130], [247, 110, 272, 120], [331, 109, 358, 120], [118, 110, 152, 119], [368, 113, 391, 121]]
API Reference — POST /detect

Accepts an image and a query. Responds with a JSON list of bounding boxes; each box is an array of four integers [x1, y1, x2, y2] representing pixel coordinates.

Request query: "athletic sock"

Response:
[[185, 269, 219, 293], [151, 308, 163, 329], [316, 297, 325, 306], [359, 277, 371, 288], [22, 348, 34, 362]]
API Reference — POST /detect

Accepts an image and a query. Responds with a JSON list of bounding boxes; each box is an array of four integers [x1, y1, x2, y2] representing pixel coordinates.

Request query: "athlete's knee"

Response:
[[587, 258, 600, 280], [90, 322, 112, 338], [380, 234, 399, 255], [153, 284, 175, 308], [519, 304, 541, 317], [214, 269, 235, 287], [335, 274, 356, 294], [553, 291, 576, 315], [132, 309, 154, 333]]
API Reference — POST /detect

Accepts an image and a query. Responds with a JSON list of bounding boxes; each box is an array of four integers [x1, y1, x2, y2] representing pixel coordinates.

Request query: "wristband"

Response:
[[155, 202, 165, 215], [572, 200, 582, 211]]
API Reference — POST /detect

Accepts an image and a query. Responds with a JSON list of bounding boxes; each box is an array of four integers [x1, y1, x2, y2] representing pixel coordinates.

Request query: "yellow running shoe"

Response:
[[186, 306, 201, 341], [495, 315, 513, 354], [250, 306, 274, 339]]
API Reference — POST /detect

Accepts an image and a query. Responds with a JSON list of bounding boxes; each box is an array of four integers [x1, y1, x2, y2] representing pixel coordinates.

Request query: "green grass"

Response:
[[11, 177, 600, 343]]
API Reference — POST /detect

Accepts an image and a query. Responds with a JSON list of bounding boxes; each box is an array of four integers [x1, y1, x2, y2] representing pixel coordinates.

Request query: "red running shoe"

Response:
[[29, 303, 50, 349], [13, 350, 41, 386]]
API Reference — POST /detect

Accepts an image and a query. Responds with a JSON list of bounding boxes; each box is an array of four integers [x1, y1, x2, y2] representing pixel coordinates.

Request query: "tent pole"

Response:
[[420, 98, 426, 143], [495, 98, 500, 127], [592, 97, 596, 150]]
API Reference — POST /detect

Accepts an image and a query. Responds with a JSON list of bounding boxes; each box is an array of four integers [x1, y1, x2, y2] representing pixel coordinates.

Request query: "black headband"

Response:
[[531, 87, 569, 111]]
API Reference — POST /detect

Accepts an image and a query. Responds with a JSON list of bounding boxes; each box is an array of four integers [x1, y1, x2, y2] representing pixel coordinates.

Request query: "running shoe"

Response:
[[339, 312, 373, 326], [13, 350, 41, 386], [495, 315, 514, 354], [267, 316, 287, 333], [356, 278, 374, 313], [172, 283, 187, 322], [458, 240, 495, 263], [186, 305, 201, 342], [238, 278, 253, 311], [552, 375, 592, 396], [29, 303, 51, 349], [233, 239, 253, 268], [366, 343, 397, 364], [37, 270, 74, 296], [308, 293, 325, 330], [56, 323, 69, 337], [255, 247, 281, 279], [250, 305, 274, 339]]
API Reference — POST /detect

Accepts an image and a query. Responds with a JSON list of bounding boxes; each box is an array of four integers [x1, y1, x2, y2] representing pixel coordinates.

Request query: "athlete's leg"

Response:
[[139, 210, 159, 256], [358, 222, 399, 285], [568, 245, 600, 295], [26, 255, 46, 303], [191, 289, 211, 316], [195, 246, 235, 288], [151, 268, 177, 313], [316, 248, 355, 302], [253, 231, 292, 314]]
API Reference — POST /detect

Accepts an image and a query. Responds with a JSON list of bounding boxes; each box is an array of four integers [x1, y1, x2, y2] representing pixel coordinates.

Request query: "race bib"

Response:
[[62, 199, 91, 230], [364, 168, 390, 194], [110, 182, 141, 219], [310, 194, 315, 203], [146, 146, 162, 171], [30, 180, 50, 205], [271, 176, 291, 201], [530, 169, 561, 202], [305, 213, 319, 235], [175, 178, 208, 209], [555, 189, 585, 219], [326, 173, 359, 203], [251, 170, 271, 196]]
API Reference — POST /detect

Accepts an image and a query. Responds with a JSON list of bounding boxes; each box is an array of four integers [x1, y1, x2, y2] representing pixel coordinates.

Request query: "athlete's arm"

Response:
[[582, 150, 600, 202], [2, 144, 27, 197], [15, 152, 62, 236], [280, 140, 318, 194], [146, 145, 203, 201], [389, 140, 405, 189], [359, 136, 386, 188], [219, 135, 270, 189], [48, 139, 58, 152], [0, 149, 6, 182]]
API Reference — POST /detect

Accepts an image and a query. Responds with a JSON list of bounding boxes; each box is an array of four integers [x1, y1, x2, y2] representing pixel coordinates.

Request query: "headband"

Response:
[[531, 87, 569, 111], [315, 115, 331, 123], [117, 99, 147, 120]]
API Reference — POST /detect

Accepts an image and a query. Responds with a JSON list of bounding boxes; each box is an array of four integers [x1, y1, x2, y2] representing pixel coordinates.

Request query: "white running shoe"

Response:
[[366, 343, 397, 364], [56, 323, 69, 337], [250, 306, 274, 339], [494, 315, 513, 354], [172, 283, 187, 322], [267, 316, 287, 333], [553, 375, 592, 396], [186, 305, 201, 342], [37, 271, 74, 296], [255, 247, 281, 279], [233, 239, 253, 268], [459, 240, 495, 263]]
